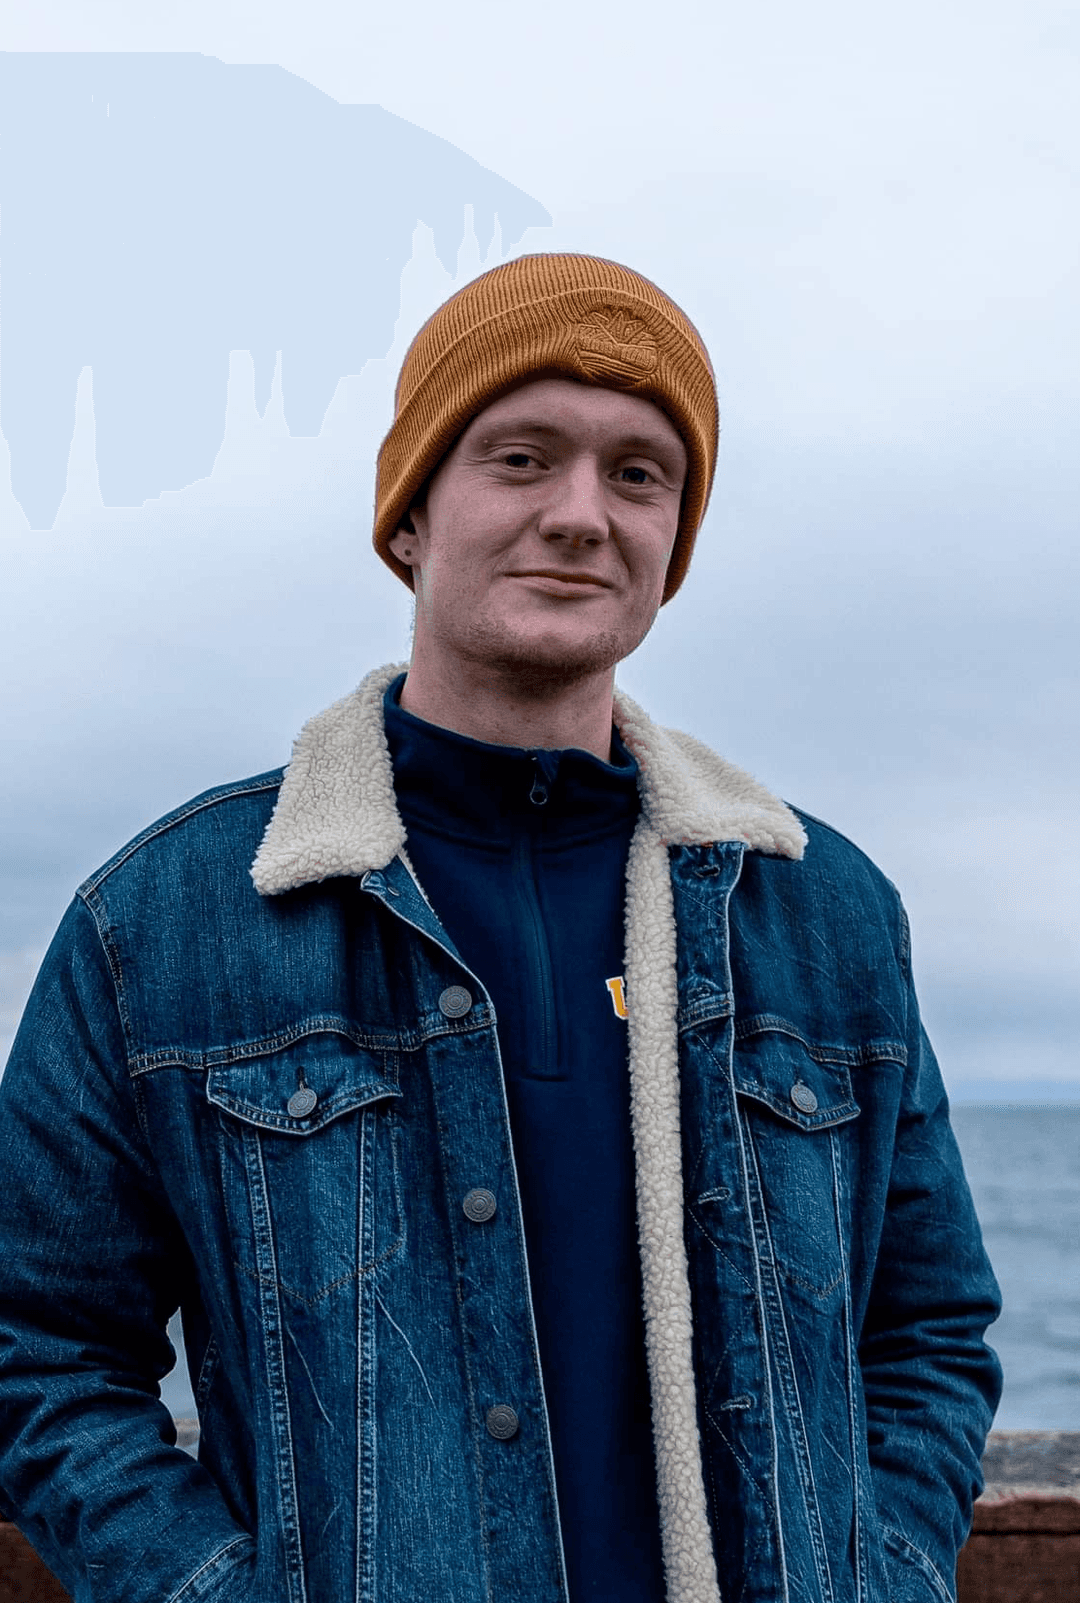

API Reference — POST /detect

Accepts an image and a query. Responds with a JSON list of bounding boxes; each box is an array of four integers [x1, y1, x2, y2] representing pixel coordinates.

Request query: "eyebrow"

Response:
[[476, 420, 681, 457]]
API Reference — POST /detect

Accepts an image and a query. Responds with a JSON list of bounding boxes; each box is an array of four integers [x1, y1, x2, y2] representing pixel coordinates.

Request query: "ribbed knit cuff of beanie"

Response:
[[372, 254, 719, 606]]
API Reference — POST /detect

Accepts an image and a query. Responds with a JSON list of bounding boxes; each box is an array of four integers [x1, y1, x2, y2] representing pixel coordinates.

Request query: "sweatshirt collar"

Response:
[[251, 662, 806, 895], [383, 671, 640, 846]]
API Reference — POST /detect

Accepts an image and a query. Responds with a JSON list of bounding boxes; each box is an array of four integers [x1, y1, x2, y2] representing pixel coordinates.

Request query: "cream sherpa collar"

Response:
[[250, 661, 804, 894]]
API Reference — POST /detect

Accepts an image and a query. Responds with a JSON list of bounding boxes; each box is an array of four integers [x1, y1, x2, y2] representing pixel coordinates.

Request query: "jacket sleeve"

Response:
[[859, 902, 1003, 1603], [0, 896, 256, 1603]]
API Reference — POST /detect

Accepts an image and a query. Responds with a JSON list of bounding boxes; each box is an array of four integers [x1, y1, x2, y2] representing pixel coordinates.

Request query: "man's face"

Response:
[[387, 376, 688, 694]]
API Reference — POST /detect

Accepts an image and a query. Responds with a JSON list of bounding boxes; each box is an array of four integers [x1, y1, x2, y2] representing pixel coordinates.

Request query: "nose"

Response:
[[536, 456, 611, 548]]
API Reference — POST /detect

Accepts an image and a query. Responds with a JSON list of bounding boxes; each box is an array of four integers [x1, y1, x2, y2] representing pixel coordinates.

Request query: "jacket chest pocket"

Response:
[[208, 1032, 405, 1305], [734, 1036, 860, 1303]]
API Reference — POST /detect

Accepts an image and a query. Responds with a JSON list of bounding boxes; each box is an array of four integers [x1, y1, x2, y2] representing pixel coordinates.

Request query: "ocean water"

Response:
[[161, 1104, 1080, 1429], [951, 1103, 1080, 1430]]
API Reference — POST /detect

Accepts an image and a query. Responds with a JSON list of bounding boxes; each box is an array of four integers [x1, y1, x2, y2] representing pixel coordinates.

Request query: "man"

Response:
[[0, 254, 1001, 1603]]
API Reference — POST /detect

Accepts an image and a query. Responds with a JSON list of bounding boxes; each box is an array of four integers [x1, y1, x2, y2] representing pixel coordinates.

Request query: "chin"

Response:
[[455, 616, 649, 689]]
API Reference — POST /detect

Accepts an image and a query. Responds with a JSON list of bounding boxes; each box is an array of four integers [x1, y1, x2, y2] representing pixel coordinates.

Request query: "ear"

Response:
[[388, 507, 425, 566]]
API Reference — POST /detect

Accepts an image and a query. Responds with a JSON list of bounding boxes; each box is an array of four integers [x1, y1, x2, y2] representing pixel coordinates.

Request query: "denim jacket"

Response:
[[0, 662, 1001, 1603]]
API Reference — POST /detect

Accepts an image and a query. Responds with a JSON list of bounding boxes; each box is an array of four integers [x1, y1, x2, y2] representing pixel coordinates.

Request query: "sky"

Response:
[[1, 0, 1078, 1099]]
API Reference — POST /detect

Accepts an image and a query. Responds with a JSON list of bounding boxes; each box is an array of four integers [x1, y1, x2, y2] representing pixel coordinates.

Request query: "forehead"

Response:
[[459, 374, 686, 456]]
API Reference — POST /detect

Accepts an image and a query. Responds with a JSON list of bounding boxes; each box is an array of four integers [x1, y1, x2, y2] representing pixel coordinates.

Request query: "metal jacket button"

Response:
[[463, 1188, 497, 1223], [438, 985, 473, 1018], [485, 1404, 519, 1440], [287, 1087, 318, 1118], [790, 1081, 818, 1114]]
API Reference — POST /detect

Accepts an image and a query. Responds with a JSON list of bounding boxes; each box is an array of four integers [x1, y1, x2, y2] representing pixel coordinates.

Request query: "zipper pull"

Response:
[[529, 751, 558, 806]]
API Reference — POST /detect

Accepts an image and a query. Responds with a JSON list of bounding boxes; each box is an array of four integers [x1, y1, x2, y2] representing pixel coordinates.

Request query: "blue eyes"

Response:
[[499, 453, 653, 484]]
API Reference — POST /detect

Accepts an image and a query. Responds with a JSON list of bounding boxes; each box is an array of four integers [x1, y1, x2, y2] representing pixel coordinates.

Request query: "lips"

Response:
[[510, 570, 609, 588]]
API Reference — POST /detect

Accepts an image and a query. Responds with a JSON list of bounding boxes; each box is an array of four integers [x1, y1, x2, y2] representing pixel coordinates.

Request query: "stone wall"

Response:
[[957, 1432, 1080, 1603]]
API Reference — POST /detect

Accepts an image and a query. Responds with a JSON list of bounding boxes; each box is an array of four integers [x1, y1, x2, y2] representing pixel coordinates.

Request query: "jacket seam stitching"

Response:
[[164, 1534, 251, 1603], [686, 1208, 755, 1294], [194, 1337, 220, 1415], [81, 775, 282, 893], [744, 1126, 837, 1602], [733, 1016, 907, 1066], [75, 883, 140, 1087], [701, 1415, 772, 1603], [832, 1130, 866, 1603], [882, 1522, 954, 1602], [128, 1019, 487, 1074], [727, 1063, 790, 1601]]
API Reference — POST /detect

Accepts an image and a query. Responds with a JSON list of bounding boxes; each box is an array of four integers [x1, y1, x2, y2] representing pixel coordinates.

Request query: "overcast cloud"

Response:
[[1, 0, 1077, 1097]]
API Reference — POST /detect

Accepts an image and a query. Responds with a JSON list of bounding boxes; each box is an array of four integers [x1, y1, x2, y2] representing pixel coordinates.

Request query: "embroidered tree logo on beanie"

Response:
[[569, 308, 659, 388]]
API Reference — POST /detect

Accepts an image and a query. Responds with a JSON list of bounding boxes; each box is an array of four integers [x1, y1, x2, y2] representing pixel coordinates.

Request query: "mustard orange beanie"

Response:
[[373, 254, 718, 605]]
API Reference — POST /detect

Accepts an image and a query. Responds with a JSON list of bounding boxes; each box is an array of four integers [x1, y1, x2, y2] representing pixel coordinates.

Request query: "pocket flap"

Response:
[[207, 1031, 401, 1133], [733, 1029, 860, 1130]]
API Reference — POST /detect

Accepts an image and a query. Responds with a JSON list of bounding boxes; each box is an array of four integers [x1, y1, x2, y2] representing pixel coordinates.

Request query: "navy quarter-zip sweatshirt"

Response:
[[383, 673, 665, 1602]]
